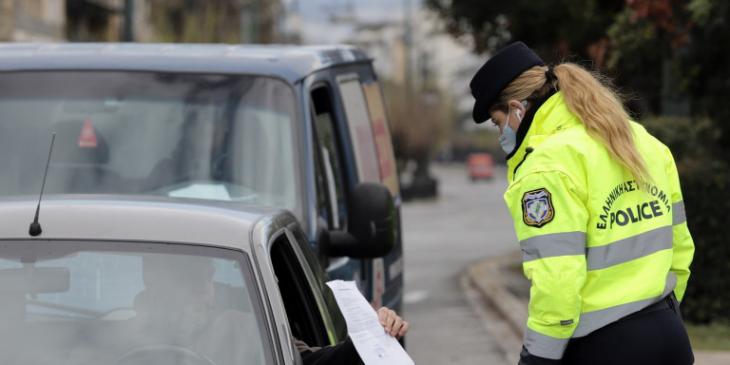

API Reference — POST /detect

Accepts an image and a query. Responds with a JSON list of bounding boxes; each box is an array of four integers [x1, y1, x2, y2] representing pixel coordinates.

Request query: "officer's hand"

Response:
[[377, 307, 409, 338]]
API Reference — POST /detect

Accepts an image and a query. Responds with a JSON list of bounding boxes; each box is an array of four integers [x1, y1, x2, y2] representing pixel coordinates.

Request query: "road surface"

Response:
[[402, 163, 517, 364]]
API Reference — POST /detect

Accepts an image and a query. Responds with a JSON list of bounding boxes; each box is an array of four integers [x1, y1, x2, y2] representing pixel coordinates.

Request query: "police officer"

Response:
[[470, 42, 695, 365]]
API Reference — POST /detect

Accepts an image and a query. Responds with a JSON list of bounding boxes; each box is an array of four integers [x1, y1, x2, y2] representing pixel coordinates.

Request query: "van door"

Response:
[[334, 71, 403, 311]]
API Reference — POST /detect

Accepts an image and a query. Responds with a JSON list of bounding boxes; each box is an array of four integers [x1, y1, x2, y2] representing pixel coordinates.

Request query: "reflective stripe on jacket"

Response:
[[503, 92, 694, 360]]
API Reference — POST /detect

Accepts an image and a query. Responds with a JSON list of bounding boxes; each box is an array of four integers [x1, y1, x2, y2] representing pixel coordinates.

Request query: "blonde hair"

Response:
[[497, 63, 649, 184]]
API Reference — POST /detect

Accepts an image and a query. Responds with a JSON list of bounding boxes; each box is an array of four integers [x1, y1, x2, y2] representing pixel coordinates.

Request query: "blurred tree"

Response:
[[381, 80, 453, 199], [148, 0, 283, 43], [424, 0, 624, 67], [682, 0, 730, 152], [607, 0, 692, 116]]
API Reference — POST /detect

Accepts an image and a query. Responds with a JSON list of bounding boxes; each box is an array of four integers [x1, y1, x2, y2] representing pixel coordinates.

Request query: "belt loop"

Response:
[[669, 292, 684, 319], [666, 295, 676, 312]]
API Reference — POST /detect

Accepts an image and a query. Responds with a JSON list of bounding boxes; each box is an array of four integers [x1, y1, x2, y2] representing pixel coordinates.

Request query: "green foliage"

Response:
[[642, 116, 730, 324], [681, 0, 730, 152], [425, 0, 624, 61], [607, 9, 666, 114], [677, 161, 730, 324], [685, 322, 730, 351]]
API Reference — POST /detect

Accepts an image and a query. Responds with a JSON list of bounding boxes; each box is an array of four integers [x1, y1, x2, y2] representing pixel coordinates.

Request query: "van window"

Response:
[[0, 72, 299, 211], [362, 81, 400, 196], [337, 76, 381, 183], [311, 86, 347, 230]]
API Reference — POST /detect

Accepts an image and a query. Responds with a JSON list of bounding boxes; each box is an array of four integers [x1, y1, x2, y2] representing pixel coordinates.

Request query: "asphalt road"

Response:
[[402, 163, 517, 364]]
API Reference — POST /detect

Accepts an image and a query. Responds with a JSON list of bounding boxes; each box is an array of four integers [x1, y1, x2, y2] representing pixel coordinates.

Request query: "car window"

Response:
[[337, 75, 381, 183], [270, 234, 330, 347], [0, 72, 299, 211], [311, 86, 348, 230], [0, 240, 272, 365]]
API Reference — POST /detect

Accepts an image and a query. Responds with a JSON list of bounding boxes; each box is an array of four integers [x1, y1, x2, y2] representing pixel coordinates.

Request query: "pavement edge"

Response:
[[462, 250, 526, 364]]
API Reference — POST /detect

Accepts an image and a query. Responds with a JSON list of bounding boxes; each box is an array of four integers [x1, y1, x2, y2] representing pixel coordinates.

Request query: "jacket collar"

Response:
[[506, 92, 582, 182]]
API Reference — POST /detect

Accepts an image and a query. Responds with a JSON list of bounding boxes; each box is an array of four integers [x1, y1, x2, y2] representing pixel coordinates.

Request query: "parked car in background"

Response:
[[0, 195, 368, 365], [467, 153, 494, 181], [0, 43, 403, 319]]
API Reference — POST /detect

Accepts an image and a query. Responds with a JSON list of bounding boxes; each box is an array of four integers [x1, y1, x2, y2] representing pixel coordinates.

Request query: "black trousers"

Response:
[[562, 295, 694, 365], [520, 295, 694, 365]]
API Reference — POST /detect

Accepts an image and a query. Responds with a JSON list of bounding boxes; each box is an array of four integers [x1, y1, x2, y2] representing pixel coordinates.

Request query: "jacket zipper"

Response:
[[513, 147, 534, 176]]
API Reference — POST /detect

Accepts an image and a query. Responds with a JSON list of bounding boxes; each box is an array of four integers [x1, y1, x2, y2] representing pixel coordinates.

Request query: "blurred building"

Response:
[[347, 21, 407, 83], [0, 0, 65, 41], [0, 0, 286, 43], [344, 7, 482, 124]]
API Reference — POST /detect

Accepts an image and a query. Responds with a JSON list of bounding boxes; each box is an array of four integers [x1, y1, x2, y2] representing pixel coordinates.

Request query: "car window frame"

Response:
[[309, 82, 350, 232], [267, 226, 339, 347]]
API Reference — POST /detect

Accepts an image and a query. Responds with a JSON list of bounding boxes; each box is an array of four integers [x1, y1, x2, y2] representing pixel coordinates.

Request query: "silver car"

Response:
[[0, 196, 351, 365]]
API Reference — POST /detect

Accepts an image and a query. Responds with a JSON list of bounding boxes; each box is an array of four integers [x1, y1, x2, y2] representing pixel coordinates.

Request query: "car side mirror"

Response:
[[324, 182, 395, 258]]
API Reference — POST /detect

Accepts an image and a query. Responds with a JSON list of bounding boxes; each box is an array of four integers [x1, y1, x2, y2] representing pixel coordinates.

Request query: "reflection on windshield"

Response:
[[0, 241, 269, 365], [0, 72, 298, 210]]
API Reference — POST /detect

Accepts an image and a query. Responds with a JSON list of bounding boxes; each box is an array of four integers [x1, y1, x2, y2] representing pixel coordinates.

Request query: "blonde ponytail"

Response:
[[498, 63, 649, 184], [552, 63, 648, 183]]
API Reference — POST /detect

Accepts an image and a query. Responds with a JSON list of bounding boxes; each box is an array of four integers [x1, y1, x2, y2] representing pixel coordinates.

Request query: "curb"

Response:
[[465, 250, 527, 361], [466, 251, 730, 365]]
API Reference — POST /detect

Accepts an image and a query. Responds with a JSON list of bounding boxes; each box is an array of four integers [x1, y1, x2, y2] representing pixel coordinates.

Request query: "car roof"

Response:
[[0, 43, 372, 84], [0, 195, 296, 252]]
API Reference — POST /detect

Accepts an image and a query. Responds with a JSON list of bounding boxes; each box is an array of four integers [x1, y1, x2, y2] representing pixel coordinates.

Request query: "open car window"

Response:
[[270, 233, 330, 348], [0, 240, 273, 365]]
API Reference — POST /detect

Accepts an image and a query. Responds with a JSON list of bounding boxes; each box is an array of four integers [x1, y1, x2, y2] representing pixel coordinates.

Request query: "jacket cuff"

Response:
[[523, 328, 569, 360]]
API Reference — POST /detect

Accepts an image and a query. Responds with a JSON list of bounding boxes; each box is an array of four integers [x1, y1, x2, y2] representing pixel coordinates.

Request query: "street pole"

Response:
[[122, 0, 134, 42], [403, 0, 413, 106]]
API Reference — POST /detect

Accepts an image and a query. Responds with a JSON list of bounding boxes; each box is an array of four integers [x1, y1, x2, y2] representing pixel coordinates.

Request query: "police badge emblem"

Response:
[[522, 188, 555, 227]]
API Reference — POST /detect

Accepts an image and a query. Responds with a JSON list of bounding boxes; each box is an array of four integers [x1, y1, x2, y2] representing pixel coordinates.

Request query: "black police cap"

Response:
[[470, 42, 545, 123]]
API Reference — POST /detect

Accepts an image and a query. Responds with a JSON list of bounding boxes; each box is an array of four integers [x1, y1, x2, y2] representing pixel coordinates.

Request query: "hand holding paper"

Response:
[[326, 280, 415, 365]]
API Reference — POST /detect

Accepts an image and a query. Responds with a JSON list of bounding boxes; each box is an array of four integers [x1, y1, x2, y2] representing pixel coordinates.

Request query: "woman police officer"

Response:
[[469, 42, 695, 365]]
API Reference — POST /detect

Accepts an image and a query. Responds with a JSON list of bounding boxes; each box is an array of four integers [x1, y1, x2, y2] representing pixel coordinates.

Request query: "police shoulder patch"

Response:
[[522, 188, 555, 228]]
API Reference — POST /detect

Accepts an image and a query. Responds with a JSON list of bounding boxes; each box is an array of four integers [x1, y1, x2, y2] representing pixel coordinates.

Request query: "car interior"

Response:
[[0, 246, 266, 365], [270, 234, 330, 350]]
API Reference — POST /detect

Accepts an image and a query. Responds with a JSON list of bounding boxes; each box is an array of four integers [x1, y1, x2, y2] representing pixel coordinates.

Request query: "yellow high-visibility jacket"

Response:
[[504, 92, 694, 360]]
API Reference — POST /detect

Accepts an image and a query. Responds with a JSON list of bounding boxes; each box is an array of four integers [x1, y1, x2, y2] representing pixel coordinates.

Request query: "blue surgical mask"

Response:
[[499, 124, 517, 153], [498, 106, 523, 153]]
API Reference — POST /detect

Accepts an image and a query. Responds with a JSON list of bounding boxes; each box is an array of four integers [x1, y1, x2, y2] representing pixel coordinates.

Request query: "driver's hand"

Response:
[[377, 307, 409, 338]]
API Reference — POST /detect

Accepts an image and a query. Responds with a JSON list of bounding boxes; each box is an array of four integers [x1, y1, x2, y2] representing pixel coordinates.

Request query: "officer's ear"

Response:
[[507, 99, 528, 116]]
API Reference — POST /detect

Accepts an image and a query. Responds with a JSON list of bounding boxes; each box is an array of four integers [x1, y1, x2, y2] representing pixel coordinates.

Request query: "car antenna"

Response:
[[29, 133, 56, 237]]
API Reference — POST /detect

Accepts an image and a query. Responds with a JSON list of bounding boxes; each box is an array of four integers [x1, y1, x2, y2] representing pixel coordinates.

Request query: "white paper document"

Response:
[[326, 280, 415, 365]]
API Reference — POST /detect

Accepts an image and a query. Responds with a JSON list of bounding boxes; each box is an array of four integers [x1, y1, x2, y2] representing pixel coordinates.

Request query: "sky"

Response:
[[286, 0, 421, 43]]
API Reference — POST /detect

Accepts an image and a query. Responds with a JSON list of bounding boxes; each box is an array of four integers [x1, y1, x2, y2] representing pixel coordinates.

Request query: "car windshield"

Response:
[[0, 71, 299, 211], [0, 240, 271, 365]]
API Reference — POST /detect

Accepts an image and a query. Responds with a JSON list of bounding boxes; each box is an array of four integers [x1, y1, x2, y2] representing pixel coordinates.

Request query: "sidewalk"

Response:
[[465, 251, 730, 365]]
